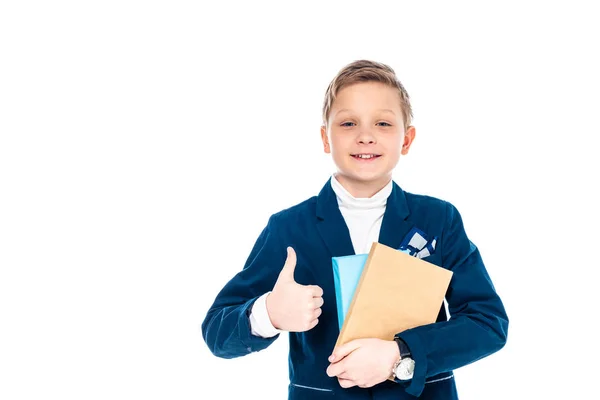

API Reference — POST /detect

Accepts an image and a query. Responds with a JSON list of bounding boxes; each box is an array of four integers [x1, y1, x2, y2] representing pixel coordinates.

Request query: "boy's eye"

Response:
[[340, 121, 392, 127]]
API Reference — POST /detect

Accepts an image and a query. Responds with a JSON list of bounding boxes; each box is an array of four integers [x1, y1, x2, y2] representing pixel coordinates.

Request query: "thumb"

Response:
[[278, 247, 297, 282], [329, 339, 363, 362]]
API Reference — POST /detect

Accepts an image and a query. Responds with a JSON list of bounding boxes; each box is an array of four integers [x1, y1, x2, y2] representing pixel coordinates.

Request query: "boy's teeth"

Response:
[[356, 154, 376, 159]]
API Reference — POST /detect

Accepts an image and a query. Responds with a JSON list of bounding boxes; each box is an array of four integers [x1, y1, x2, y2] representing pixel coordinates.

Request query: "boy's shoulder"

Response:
[[269, 195, 318, 222], [266, 179, 330, 223], [401, 189, 468, 234], [402, 188, 451, 223], [403, 189, 449, 210]]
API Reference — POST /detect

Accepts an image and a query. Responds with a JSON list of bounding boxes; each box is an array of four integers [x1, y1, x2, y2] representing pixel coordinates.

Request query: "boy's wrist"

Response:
[[390, 339, 401, 361], [249, 292, 281, 338], [388, 339, 401, 371], [392, 337, 415, 381], [394, 337, 412, 359], [264, 292, 281, 330]]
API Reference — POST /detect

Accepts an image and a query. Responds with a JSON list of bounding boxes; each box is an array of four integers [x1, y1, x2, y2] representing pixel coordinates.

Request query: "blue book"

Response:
[[331, 254, 369, 330]]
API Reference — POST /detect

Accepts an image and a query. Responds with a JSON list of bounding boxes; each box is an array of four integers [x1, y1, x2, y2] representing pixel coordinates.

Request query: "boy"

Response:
[[201, 60, 508, 399]]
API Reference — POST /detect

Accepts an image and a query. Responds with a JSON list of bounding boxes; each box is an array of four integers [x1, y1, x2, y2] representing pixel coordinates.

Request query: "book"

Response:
[[333, 242, 453, 347]]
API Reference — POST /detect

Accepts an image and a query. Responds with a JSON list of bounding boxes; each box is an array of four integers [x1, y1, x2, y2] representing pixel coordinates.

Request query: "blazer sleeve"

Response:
[[201, 214, 286, 359], [395, 202, 509, 397]]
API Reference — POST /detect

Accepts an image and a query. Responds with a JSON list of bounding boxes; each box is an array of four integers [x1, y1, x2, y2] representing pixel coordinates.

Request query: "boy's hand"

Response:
[[266, 247, 324, 332], [326, 338, 399, 389]]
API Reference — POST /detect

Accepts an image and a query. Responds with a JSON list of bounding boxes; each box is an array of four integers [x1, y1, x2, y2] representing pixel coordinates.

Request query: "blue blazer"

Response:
[[201, 179, 508, 399]]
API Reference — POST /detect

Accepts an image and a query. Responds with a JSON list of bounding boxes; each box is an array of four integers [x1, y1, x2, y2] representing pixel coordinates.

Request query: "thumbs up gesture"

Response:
[[266, 247, 324, 332]]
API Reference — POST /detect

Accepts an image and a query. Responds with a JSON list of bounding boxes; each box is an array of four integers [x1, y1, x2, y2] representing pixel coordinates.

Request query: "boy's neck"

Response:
[[333, 173, 392, 199]]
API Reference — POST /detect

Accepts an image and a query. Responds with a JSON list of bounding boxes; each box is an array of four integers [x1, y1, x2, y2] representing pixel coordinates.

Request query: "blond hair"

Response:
[[322, 60, 413, 130]]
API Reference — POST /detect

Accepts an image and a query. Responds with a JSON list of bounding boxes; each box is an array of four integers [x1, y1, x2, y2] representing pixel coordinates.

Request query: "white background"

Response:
[[1, 1, 598, 399]]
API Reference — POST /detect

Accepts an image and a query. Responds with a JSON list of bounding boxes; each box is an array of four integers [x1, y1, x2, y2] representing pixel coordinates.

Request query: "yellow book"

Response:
[[335, 242, 453, 347]]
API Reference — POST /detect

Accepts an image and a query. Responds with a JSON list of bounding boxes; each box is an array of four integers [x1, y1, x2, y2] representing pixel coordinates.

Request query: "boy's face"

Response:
[[321, 81, 415, 195]]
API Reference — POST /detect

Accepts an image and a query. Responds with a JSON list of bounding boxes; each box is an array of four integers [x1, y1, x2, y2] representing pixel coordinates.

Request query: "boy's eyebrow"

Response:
[[334, 108, 397, 116]]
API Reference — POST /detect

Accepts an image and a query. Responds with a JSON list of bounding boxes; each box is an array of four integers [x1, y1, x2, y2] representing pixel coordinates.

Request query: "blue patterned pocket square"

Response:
[[398, 227, 437, 259]]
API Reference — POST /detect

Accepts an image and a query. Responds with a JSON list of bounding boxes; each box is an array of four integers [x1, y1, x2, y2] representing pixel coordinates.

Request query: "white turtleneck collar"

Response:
[[330, 174, 393, 210]]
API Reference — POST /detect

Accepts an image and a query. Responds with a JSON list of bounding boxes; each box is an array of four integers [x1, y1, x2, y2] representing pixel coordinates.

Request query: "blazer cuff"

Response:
[[395, 329, 427, 397], [236, 296, 280, 354]]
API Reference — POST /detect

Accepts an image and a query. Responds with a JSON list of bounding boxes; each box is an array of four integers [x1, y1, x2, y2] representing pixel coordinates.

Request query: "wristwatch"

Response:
[[392, 337, 415, 380]]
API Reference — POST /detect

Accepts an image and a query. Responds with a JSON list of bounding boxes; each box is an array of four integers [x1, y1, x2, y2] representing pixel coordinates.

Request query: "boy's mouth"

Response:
[[351, 153, 381, 160]]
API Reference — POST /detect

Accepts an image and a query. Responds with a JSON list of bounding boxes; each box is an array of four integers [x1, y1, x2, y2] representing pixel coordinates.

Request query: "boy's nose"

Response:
[[357, 130, 376, 144]]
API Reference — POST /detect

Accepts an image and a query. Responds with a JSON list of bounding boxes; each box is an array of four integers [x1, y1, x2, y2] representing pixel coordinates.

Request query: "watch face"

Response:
[[395, 358, 415, 380]]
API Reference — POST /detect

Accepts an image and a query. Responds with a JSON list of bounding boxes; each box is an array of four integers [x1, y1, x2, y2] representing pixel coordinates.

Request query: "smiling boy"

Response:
[[201, 60, 508, 399]]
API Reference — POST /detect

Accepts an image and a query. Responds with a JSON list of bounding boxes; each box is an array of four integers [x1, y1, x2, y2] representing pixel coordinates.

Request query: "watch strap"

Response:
[[394, 337, 412, 359]]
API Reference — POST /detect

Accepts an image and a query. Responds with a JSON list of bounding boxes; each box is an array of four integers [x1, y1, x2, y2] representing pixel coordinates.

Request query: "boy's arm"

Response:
[[201, 215, 285, 358], [394, 202, 509, 397]]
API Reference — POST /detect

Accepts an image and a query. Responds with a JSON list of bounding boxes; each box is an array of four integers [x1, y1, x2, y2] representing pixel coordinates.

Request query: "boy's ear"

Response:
[[320, 125, 331, 154], [401, 126, 416, 155]]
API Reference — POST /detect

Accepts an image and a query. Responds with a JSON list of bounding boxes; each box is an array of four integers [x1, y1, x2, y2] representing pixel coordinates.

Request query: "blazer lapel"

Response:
[[315, 178, 414, 256], [315, 179, 356, 257], [378, 181, 414, 250]]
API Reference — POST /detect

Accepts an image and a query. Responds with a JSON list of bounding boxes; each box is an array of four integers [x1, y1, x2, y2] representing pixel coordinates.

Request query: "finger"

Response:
[[307, 318, 319, 330], [326, 361, 345, 377], [312, 307, 322, 320], [309, 285, 323, 297], [329, 339, 363, 362], [338, 378, 356, 389], [312, 297, 324, 309], [278, 247, 297, 282], [337, 371, 353, 380]]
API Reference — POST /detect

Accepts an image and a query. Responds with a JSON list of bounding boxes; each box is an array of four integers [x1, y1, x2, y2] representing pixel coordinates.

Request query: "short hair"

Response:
[[322, 60, 413, 130]]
